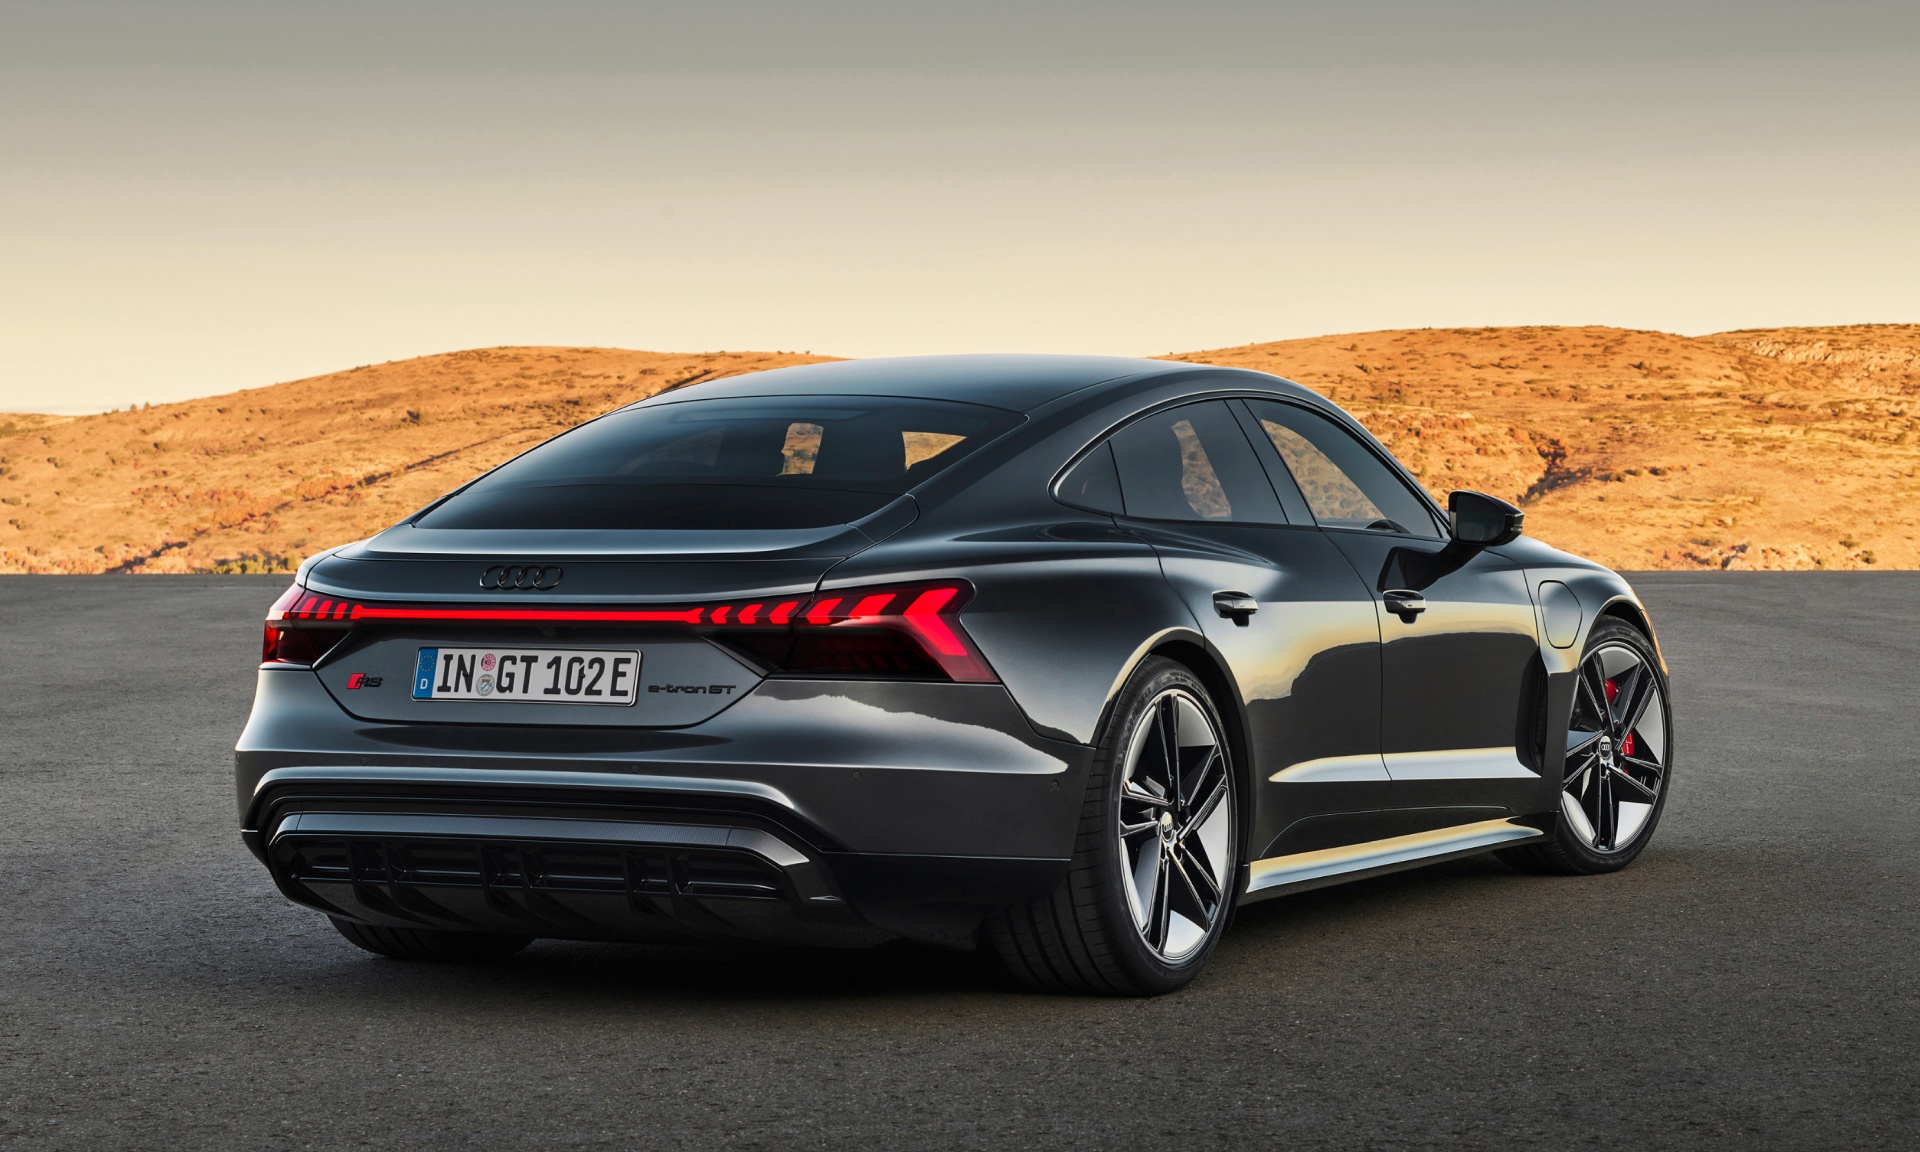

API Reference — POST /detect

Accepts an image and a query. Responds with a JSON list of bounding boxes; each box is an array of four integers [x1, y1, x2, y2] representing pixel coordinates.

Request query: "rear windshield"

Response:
[[417, 395, 1023, 531]]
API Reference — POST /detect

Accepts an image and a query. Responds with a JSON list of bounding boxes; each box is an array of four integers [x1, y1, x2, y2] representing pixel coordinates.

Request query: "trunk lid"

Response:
[[291, 501, 916, 728]]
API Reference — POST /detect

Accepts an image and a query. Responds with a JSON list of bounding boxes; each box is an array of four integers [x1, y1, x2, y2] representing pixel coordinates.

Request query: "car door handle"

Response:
[[1382, 589, 1426, 620], [1213, 591, 1259, 626]]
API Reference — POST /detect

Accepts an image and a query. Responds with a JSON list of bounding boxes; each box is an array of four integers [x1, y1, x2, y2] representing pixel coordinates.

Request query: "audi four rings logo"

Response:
[[479, 564, 564, 590]]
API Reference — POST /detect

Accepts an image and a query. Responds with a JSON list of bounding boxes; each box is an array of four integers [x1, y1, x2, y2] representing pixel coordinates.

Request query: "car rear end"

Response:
[[236, 391, 1090, 950]]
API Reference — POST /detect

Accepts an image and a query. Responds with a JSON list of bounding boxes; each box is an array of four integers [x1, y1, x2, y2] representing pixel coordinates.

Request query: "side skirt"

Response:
[[1242, 817, 1543, 901]]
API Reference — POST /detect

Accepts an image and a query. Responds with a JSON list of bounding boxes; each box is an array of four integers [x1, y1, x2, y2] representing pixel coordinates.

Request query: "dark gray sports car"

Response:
[[238, 355, 1673, 995]]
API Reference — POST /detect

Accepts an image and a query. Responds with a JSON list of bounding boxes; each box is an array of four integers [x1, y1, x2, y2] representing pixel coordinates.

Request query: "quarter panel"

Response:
[[822, 518, 1187, 746]]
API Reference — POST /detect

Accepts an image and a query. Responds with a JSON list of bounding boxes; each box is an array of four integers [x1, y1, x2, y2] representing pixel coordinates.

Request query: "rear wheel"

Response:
[[1500, 619, 1673, 875], [990, 657, 1238, 995], [329, 916, 534, 962]]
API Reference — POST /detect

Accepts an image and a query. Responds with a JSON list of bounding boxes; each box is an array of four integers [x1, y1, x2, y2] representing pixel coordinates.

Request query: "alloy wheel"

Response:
[[1563, 640, 1669, 853], [1117, 689, 1235, 961]]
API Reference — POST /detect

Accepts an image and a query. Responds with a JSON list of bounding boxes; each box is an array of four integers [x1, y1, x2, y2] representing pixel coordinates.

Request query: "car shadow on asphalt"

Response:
[[133, 843, 1699, 1011], [244, 851, 1620, 1008]]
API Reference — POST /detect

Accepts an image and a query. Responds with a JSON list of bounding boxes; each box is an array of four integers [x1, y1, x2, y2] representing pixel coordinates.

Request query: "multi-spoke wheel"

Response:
[[1501, 619, 1673, 875], [1117, 689, 1234, 962], [990, 657, 1239, 995]]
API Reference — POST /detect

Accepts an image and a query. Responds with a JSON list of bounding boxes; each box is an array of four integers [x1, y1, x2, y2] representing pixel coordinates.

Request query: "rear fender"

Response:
[[1138, 633, 1257, 883], [831, 520, 1189, 747]]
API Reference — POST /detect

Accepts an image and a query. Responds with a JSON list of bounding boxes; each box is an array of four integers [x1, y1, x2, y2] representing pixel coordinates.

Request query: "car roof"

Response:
[[642, 354, 1204, 413]]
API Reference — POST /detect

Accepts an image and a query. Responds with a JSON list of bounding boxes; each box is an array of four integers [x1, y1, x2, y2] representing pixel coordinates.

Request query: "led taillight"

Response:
[[259, 580, 996, 682], [261, 583, 350, 666], [718, 582, 997, 682]]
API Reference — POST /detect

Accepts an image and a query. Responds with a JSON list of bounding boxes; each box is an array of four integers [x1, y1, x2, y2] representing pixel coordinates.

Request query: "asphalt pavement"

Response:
[[1, 573, 1916, 1150]]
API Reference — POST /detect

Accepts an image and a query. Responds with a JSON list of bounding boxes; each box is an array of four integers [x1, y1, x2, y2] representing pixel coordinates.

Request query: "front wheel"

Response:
[[990, 657, 1239, 996], [1500, 618, 1674, 875]]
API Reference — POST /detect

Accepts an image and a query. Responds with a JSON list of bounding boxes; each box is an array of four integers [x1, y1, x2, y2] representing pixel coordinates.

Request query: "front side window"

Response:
[[419, 396, 1021, 531], [1108, 401, 1285, 524], [1244, 400, 1442, 537]]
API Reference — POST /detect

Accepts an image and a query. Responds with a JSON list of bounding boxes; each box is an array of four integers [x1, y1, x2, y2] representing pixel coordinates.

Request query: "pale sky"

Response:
[[2, 0, 1916, 412]]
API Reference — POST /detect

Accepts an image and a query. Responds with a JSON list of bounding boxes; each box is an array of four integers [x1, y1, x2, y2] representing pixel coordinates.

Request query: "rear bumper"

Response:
[[236, 669, 1090, 947]]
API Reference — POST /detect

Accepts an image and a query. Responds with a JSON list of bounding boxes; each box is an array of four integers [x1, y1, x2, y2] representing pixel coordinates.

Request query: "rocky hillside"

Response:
[[1171, 324, 1919, 569], [0, 348, 825, 573], [1, 326, 1915, 573]]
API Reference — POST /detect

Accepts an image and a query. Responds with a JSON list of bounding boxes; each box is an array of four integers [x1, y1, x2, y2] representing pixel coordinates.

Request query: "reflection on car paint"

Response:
[[1381, 747, 1539, 780], [712, 690, 1069, 776]]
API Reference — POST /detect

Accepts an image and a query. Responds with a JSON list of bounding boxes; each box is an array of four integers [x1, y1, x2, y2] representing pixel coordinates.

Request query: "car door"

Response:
[[1075, 399, 1387, 862], [1238, 398, 1545, 820]]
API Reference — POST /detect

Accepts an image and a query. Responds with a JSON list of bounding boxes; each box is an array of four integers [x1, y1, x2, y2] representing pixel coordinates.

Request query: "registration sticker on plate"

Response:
[[412, 647, 641, 705]]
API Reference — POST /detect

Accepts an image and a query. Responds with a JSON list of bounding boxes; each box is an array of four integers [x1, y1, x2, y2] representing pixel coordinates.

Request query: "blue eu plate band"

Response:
[[413, 648, 438, 699]]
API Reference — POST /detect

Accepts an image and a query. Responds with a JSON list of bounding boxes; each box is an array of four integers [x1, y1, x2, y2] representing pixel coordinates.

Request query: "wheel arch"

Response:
[[1593, 594, 1669, 673], [1520, 571, 1667, 818], [1137, 634, 1258, 876]]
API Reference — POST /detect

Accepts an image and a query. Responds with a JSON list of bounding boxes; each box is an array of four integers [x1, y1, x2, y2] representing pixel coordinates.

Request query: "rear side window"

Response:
[[1055, 442, 1123, 514], [1108, 401, 1285, 524], [419, 396, 1022, 531], [1243, 399, 1443, 537]]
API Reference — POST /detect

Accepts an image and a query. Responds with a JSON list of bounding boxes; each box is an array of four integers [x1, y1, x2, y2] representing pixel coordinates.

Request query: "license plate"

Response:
[[412, 647, 641, 705]]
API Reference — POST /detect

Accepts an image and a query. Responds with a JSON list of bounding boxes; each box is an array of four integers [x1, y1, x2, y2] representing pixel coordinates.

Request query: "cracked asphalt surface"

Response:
[[1, 573, 1916, 1150]]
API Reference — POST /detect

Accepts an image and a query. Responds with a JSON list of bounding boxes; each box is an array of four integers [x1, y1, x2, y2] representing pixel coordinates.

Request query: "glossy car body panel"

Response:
[[236, 353, 1669, 949], [1324, 530, 1544, 813], [1130, 520, 1386, 860]]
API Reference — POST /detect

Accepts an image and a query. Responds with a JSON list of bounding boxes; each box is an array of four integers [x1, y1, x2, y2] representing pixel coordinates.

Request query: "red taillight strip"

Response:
[[350, 604, 707, 624], [264, 579, 997, 680]]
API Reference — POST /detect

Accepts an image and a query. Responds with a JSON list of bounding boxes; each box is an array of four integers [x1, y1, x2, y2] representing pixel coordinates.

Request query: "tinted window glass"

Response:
[[1109, 401, 1285, 524], [1244, 400, 1442, 537], [1055, 442, 1123, 514], [420, 396, 1021, 531]]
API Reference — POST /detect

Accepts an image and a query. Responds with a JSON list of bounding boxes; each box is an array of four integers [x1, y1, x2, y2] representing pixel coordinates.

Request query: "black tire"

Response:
[[1499, 618, 1673, 876], [329, 916, 534, 963], [989, 657, 1239, 996]]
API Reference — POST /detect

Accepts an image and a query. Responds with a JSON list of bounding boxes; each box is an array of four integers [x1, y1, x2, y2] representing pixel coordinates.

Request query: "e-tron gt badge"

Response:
[[479, 564, 564, 590]]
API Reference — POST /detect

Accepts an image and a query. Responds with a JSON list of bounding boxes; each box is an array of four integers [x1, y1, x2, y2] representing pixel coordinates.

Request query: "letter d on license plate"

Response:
[[412, 647, 641, 705]]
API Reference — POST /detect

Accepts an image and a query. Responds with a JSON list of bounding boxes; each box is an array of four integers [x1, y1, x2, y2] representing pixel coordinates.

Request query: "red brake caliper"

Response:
[[1603, 678, 1637, 756]]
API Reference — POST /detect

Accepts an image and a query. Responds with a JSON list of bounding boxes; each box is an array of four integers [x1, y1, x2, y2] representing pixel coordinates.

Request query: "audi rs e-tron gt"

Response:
[[238, 355, 1673, 995]]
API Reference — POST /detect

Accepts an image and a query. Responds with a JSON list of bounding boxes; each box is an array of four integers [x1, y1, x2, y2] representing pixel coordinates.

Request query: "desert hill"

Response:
[[1, 326, 1915, 573], [1169, 324, 1920, 570], [0, 348, 827, 574]]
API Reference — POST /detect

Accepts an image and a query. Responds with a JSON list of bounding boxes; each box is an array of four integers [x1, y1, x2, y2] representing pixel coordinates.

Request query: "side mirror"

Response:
[[1449, 490, 1524, 547]]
